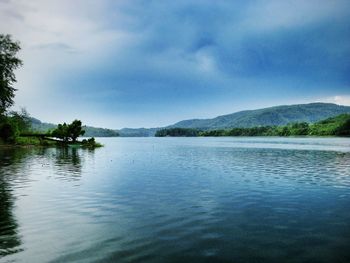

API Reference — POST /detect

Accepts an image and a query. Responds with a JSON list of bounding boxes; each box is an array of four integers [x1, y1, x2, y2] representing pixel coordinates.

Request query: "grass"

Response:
[[2, 136, 103, 148], [15, 136, 56, 146]]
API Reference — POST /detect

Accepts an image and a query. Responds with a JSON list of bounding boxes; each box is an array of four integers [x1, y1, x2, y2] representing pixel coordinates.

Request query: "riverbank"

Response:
[[0, 136, 103, 148]]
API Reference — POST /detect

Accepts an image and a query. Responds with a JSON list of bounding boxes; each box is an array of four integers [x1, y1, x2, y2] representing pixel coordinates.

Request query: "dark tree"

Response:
[[8, 108, 31, 132], [155, 128, 200, 137], [0, 34, 22, 114], [51, 123, 69, 142], [51, 120, 85, 142], [68, 120, 85, 142]]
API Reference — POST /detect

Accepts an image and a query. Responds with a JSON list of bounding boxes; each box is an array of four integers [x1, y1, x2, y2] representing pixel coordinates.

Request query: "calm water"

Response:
[[1, 137, 350, 263]]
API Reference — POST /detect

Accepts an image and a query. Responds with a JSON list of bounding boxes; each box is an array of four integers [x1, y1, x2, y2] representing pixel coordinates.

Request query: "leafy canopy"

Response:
[[0, 34, 22, 113], [51, 120, 85, 142]]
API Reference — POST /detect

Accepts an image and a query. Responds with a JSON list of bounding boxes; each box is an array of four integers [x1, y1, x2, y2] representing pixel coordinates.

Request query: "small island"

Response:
[[19, 119, 102, 148]]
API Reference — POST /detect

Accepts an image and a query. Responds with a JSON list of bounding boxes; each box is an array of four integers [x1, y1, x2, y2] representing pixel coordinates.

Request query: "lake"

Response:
[[1, 137, 350, 262]]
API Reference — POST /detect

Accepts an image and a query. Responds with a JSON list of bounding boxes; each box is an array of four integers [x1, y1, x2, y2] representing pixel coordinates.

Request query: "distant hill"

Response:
[[118, 127, 159, 137], [30, 103, 350, 137], [156, 113, 350, 137], [82, 126, 119, 137], [30, 118, 119, 137], [168, 103, 350, 129], [30, 118, 56, 132]]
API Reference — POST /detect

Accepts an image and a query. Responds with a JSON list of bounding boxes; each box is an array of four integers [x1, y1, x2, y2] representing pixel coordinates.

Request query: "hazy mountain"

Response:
[[30, 118, 56, 132], [82, 126, 119, 137], [117, 128, 159, 137], [168, 103, 350, 129]]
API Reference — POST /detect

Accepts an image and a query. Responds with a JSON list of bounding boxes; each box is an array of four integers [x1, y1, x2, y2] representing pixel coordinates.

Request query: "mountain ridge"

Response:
[[30, 103, 350, 136], [168, 103, 350, 129]]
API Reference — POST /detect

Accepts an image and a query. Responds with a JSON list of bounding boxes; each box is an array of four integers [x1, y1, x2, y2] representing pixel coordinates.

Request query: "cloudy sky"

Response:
[[1, 0, 350, 128]]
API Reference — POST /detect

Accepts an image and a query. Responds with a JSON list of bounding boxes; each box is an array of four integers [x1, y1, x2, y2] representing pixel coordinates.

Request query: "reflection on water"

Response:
[[0, 138, 350, 263], [53, 147, 82, 181], [0, 148, 27, 257], [0, 146, 93, 258]]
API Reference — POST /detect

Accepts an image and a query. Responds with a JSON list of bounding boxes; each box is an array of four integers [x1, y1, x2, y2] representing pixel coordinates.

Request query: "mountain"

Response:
[[30, 118, 119, 137], [168, 103, 350, 129], [118, 128, 159, 137], [30, 118, 56, 132], [82, 126, 119, 137], [30, 103, 350, 137]]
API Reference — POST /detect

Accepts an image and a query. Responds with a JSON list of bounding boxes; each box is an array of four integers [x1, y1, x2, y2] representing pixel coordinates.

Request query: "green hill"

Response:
[[157, 114, 350, 137], [310, 114, 350, 136], [118, 128, 159, 137], [169, 103, 350, 129]]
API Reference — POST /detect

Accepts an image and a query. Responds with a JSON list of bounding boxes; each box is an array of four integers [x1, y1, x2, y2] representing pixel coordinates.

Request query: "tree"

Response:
[[67, 120, 85, 142], [51, 123, 69, 142], [51, 120, 85, 142], [336, 118, 350, 136], [0, 34, 22, 114], [0, 108, 31, 141], [8, 108, 31, 133]]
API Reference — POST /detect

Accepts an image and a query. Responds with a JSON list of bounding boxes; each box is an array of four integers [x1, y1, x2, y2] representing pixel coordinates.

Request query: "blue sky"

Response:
[[1, 0, 350, 128]]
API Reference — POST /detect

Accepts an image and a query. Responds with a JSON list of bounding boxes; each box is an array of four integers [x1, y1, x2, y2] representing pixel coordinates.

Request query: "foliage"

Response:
[[155, 128, 200, 137], [9, 108, 31, 132], [0, 108, 31, 142], [14, 136, 55, 146], [0, 122, 16, 142], [51, 123, 69, 142], [309, 114, 350, 136], [51, 120, 85, 142], [287, 122, 309, 135], [68, 120, 85, 142], [0, 34, 22, 114], [81, 137, 103, 148], [82, 126, 119, 137], [0, 34, 26, 142]]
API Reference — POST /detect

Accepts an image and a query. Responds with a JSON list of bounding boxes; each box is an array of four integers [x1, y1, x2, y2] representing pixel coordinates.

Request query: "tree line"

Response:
[[155, 114, 350, 137]]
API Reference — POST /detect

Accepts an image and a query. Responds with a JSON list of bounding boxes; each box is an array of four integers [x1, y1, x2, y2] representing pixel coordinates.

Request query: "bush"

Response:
[[82, 137, 102, 148], [0, 109, 31, 142], [0, 122, 16, 142]]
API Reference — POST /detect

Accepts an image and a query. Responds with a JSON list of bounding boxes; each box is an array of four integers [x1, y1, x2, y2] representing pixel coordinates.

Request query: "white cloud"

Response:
[[0, 0, 137, 124], [321, 95, 350, 106], [0, 0, 136, 71]]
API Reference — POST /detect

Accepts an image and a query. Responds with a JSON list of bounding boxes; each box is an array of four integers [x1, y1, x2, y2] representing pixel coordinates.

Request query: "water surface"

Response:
[[1, 137, 350, 262]]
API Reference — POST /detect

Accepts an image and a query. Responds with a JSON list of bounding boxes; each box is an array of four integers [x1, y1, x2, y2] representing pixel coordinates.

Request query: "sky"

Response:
[[1, 0, 350, 128]]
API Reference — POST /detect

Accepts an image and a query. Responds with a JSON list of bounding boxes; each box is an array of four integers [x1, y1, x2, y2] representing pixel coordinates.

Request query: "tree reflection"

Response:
[[0, 147, 27, 257], [0, 146, 96, 257], [53, 147, 82, 181]]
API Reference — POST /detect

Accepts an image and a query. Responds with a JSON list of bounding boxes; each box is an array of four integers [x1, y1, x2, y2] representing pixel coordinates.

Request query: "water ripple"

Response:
[[1, 137, 350, 262]]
